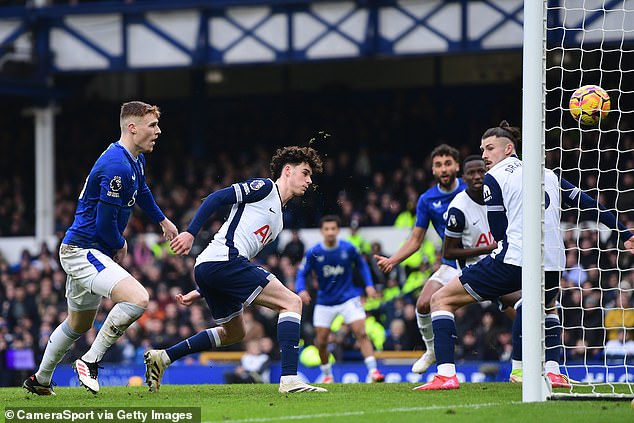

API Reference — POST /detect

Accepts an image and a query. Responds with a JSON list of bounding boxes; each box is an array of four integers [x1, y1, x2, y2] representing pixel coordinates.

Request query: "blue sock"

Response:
[[166, 328, 218, 362], [278, 312, 301, 376], [545, 314, 562, 364], [431, 311, 457, 365], [512, 304, 522, 361]]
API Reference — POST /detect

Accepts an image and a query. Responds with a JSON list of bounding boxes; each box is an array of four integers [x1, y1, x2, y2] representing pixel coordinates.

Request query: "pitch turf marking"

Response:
[[204, 401, 523, 423]]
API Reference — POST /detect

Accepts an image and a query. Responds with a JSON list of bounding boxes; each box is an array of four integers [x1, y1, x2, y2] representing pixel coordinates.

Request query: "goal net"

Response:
[[544, 0, 634, 399]]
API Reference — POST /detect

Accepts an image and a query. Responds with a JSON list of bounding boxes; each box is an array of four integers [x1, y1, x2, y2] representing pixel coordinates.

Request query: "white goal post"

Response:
[[524, 0, 634, 401]]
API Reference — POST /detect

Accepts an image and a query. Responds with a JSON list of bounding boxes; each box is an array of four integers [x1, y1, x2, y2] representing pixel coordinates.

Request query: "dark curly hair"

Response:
[[430, 143, 460, 162], [269, 146, 323, 180], [481, 120, 521, 149]]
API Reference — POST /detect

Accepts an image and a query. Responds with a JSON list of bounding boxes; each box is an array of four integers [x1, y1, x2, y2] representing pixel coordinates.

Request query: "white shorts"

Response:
[[313, 296, 366, 328], [59, 244, 131, 311], [428, 264, 461, 286]]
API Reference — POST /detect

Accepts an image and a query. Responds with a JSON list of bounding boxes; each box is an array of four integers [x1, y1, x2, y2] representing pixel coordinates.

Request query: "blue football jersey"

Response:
[[295, 240, 373, 306], [63, 142, 164, 256], [415, 178, 467, 267]]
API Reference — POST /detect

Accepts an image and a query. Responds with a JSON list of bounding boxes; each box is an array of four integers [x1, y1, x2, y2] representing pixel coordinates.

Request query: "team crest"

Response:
[[448, 214, 457, 227], [483, 185, 491, 202], [249, 180, 265, 190], [109, 176, 122, 192]]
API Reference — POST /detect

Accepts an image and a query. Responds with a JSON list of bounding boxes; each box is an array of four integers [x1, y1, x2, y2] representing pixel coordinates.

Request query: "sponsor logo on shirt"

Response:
[[323, 265, 345, 278]]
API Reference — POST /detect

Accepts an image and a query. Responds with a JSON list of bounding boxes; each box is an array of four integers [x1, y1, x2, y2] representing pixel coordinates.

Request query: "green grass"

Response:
[[2, 383, 633, 423]]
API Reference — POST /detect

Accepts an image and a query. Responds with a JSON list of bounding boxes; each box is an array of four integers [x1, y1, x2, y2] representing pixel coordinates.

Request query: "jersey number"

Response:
[[254, 225, 272, 245]]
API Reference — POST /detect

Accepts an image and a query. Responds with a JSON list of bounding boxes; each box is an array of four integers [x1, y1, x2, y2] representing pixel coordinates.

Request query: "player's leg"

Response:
[[348, 318, 384, 383], [499, 291, 523, 382], [146, 316, 244, 392], [413, 277, 474, 390], [341, 296, 384, 382], [312, 303, 336, 382], [254, 278, 327, 393], [24, 305, 95, 395], [543, 271, 570, 387], [412, 279, 442, 373]]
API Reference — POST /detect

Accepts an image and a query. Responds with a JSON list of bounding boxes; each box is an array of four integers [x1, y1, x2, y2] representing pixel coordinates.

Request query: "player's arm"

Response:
[[295, 255, 313, 304], [483, 173, 507, 242], [374, 225, 426, 273], [560, 177, 633, 250], [176, 289, 202, 306], [135, 174, 178, 240], [169, 185, 238, 255], [442, 206, 496, 259], [352, 246, 379, 298]]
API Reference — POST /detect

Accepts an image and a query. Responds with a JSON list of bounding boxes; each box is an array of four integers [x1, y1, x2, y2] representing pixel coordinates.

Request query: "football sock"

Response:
[[165, 328, 220, 363], [416, 311, 435, 352], [431, 311, 457, 367], [36, 320, 81, 385], [320, 363, 333, 377], [82, 302, 145, 363], [278, 312, 301, 377], [545, 314, 562, 373], [364, 356, 378, 372]]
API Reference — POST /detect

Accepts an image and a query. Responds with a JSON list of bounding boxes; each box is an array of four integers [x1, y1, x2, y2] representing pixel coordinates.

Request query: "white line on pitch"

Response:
[[204, 401, 523, 423]]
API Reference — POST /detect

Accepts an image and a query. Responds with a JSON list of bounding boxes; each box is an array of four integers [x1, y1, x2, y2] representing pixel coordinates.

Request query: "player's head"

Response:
[[319, 215, 341, 245], [480, 120, 521, 170], [462, 155, 486, 193], [430, 144, 460, 190], [270, 146, 323, 197], [120, 101, 161, 154]]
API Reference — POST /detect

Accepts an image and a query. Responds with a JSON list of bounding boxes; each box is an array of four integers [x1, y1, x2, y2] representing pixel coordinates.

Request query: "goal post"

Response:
[[524, 0, 634, 401]]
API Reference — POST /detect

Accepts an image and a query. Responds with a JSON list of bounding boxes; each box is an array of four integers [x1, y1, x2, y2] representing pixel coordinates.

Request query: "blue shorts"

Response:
[[460, 256, 522, 301], [194, 257, 275, 324]]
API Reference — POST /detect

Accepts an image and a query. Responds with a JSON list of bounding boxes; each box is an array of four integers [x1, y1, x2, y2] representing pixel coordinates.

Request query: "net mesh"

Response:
[[545, 0, 634, 398]]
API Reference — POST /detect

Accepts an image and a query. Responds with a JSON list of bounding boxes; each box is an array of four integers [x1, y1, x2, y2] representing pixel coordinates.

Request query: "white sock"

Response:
[[364, 356, 377, 372], [82, 302, 145, 363], [437, 363, 456, 377], [545, 360, 560, 374], [512, 360, 523, 371], [320, 363, 332, 377], [36, 320, 81, 385], [280, 375, 299, 384], [416, 311, 434, 352]]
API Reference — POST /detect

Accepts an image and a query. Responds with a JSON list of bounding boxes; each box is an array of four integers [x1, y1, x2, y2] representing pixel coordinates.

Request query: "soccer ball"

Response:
[[569, 85, 610, 125]]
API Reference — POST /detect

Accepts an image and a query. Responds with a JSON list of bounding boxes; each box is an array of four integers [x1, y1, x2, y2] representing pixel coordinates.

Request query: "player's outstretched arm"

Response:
[[375, 226, 426, 272], [170, 232, 195, 255], [298, 290, 311, 304], [159, 218, 178, 241]]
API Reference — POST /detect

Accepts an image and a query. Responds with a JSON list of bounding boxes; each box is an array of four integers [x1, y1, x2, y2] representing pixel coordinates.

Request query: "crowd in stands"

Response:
[[1, 90, 633, 386]]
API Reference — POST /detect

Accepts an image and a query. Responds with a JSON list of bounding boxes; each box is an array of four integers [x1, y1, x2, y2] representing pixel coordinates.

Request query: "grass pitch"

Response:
[[2, 383, 633, 423]]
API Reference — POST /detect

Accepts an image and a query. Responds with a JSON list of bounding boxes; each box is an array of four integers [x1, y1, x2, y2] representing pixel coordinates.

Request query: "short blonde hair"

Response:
[[120, 101, 160, 130]]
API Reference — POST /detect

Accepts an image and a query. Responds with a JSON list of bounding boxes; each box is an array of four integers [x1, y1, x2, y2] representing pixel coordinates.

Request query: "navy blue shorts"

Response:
[[460, 256, 522, 301], [194, 256, 275, 324]]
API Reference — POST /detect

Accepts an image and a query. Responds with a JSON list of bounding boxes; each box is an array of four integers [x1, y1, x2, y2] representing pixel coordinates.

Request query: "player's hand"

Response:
[[113, 240, 128, 264], [365, 286, 380, 299], [625, 237, 634, 253], [176, 290, 200, 306], [298, 290, 311, 304], [170, 232, 195, 255], [160, 218, 178, 242], [374, 255, 394, 273]]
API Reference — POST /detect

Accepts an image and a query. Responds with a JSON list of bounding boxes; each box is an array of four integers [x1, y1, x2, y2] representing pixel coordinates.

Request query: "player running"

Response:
[[144, 146, 327, 394], [295, 215, 385, 384], [23, 101, 178, 395]]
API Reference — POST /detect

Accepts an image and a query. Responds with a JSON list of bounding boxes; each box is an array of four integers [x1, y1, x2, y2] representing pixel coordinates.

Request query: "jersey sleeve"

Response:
[[350, 244, 373, 287], [560, 177, 632, 241], [414, 194, 431, 229], [295, 252, 314, 293], [483, 173, 507, 242], [186, 186, 237, 236], [234, 178, 274, 204], [136, 182, 165, 223], [99, 163, 130, 207], [444, 206, 466, 239]]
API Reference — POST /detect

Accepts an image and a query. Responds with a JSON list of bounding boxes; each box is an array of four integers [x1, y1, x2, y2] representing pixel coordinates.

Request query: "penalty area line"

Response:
[[204, 401, 522, 423]]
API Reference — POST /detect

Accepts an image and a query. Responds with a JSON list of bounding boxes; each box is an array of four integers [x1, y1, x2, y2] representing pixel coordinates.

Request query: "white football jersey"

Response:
[[544, 169, 566, 271], [444, 190, 494, 268], [483, 155, 524, 266], [196, 178, 284, 264]]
